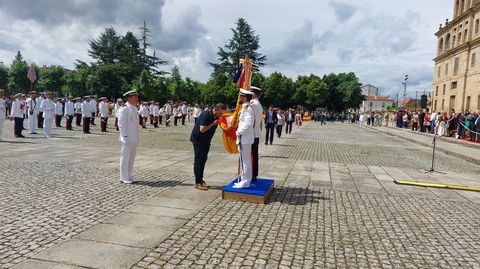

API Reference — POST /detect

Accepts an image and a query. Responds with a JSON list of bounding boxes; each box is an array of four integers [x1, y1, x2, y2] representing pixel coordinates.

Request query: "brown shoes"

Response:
[[195, 184, 208, 191], [195, 181, 209, 191]]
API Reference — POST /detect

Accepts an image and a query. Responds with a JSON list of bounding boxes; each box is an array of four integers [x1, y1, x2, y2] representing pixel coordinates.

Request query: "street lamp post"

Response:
[[401, 75, 408, 108]]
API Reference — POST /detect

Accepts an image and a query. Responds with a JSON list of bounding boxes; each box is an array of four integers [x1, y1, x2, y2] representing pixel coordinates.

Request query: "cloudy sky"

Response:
[[0, 0, 453, 97]]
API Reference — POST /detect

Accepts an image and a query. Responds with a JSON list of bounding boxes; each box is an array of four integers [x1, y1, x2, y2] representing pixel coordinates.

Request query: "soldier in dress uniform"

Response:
[[64, 96, 75, 130], [114, 98, 123, 131], [54, 98, 63, 127], [0, 89, 6, 141], [152, 102, 160, 128], [138, 102, 149, 128], [181, 102, 188, 125], [250, 86, 263, 181], [90, 96, 97, 125], [81, 96, 92, 134], [233, 89, 255, 189], [98, 97, 109, 132], [36, 92, 45, 129], [74, 97, 82, 126], [149, 101, 155, 125], [118, 90, 140, 184], [41, 92, 55, 138], [25, 91, 38, 134], [164, 101, 172, 126], [10, 93, 26, 138]]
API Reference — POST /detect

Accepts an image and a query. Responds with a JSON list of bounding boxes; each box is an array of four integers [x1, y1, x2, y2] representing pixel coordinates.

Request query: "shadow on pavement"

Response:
[[268, 186, 327, 205], [133, 180, 184, 188]]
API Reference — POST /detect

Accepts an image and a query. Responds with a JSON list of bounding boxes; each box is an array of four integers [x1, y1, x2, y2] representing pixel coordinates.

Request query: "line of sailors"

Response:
[[0, 89, 204, 141]]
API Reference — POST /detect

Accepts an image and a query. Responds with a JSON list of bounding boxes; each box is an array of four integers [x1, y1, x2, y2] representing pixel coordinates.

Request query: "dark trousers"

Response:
[[159, 115, 163, 125], [165, 114, 170, 126], [55, 115, 62, 127], [76, 113, 82, 126], [193, 143, 210, 184], [412, 122, 418, 131], [194, 118, 197, 124], [37, 112, 44, 128], [101, 117, 108, 132], [14, 117, 24, 137], [419, 121, 424, 132], [66, 115, 74, 130], [252, 138, 259, 180], [276, 125, 283, 138], [83, 117, 91, 133], [150, 115, 154, 124], [91, 113, 96, 125], [265, 123, 275, 144], [174, 116, 179, 126], [286, 121, 293, 134], [115, 117, 119, 130], [182, 115, 186, 125], [153, 116, 159, 128]]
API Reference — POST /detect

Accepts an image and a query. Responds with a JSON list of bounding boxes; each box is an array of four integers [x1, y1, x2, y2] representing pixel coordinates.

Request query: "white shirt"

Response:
[[35, 97, 44, 112], [236, 103, 254, 145], [99, 101, 109, 117], [118, 103, 139, 144], [74, 102, 81, 113], [181, 104, 188, 114], [164, 103, 172, 114], [54, 102, 63, 115], [81, 101, 91, 117], [25, 97, 37, 115], [10, 99, 25, 118], [138, 105, 149, 117], [89, 100, 97, 114], [193, 107, 201, 118], [250, 98, 263, 138], [152, 105, 159, 116], [40, 99, 55, 119], [64, 101, 75, 116]]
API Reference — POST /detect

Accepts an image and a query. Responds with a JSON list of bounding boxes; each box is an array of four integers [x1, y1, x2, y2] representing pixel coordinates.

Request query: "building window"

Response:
[[441, 99, 445, 111], [453, 35, 457, 46], [434, 100, 438, 111], [472, 53, 476, 66], [466, 96, 471, 110], [445, 63, 449, 75], [446, 34, 451, 49], [443, 84, 446, 95], [436, 86, 439, 96], [464, 29, 468, 41], [454, 57, 460, 75], [476, 19, 479, 33], [439, 38, 444, 52], [451, 81, 458, 89]]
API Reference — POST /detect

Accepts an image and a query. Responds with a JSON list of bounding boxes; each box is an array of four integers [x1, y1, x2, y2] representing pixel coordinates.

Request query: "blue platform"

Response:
[[223, 178, 275, 196]]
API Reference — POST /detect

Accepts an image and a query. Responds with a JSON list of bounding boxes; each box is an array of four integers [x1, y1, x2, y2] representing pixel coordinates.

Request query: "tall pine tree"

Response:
[[210, 18, 267, 78]]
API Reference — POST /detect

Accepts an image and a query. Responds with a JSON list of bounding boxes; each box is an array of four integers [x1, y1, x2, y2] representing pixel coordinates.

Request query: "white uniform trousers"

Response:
[[120, 141, 138, 181], [237, 143, 253, 187], [0, 117, 4, 141], [28, 113, 37, 133], [43, 117, 53, 138]]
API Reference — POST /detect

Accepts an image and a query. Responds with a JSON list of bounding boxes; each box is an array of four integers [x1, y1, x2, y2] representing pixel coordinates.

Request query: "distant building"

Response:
[[433, 0, 480, 113], [360, 84, 394, 112]]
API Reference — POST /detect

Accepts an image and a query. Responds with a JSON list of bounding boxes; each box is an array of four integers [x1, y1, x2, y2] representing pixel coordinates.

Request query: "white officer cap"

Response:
[[251, 86, 262, 92], [239, 88, 254, 96], [123, 90, 138, 97]]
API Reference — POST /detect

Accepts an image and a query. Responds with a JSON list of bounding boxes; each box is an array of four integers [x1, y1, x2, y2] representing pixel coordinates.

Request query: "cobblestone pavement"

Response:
[[2, 119, 480, 268], [268, 124, 480, 173], [0, 159, 189, 268]]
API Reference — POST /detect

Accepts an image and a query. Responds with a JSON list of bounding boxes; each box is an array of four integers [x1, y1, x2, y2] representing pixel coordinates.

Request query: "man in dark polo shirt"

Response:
[[190, 103, 225, 190]]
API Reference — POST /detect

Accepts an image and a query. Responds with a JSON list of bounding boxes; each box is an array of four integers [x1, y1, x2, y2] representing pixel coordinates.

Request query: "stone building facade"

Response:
[[433, 0, 480, 114]]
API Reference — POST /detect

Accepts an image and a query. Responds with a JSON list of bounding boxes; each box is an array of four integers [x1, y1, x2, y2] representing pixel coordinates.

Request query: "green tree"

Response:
[[138, 21, 168, 75], [88, 27, 122, 64], [88, 63, 130, 98], [37, 65, 65, 95], [210, 18, 267, 78], [133, 69, 156, 101], [8, 51, 30, 93], [336, 72, 364, 109], [167, 66, 187, 101], [0, 65, 8, 92]]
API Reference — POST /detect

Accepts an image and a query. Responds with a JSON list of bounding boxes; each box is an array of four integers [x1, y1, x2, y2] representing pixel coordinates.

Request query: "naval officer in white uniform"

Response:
[[0, 89, 5, 141], [118, 90, 140, 184], [40, 92, 55, 138], [234, 89, 255, 189]]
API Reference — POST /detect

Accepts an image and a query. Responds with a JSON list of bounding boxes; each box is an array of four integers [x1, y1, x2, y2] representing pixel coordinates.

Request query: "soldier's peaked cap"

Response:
[[123, 90, 138, 97]]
